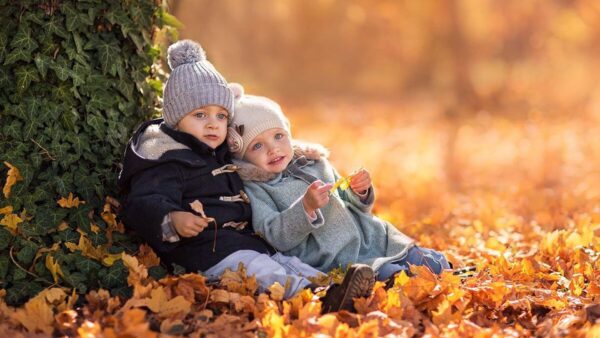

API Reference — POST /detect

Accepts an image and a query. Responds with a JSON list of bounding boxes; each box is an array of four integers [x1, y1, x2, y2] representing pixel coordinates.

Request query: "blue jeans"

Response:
[[377, 246, 451, 281], [203, 250, 323, 299]]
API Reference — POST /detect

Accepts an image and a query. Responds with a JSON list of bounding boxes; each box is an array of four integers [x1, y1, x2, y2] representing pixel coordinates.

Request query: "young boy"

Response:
[[227, 84, 451, 283], [118, 40, 374, 309]]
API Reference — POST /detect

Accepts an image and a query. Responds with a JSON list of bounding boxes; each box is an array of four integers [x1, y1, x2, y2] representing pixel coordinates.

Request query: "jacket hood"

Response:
[[234, 141, 329, 182], [118, 118, 231, 192]]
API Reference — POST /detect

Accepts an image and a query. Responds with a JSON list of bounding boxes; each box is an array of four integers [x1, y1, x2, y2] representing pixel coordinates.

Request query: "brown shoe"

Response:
[[320, 264, 375, 313]]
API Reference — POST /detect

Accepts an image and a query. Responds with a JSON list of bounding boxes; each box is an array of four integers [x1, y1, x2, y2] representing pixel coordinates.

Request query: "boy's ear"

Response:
[[229, 83, 244, 101]]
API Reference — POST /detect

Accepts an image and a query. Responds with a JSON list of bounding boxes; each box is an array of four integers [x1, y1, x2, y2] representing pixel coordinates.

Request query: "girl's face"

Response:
[[243, 128, 293, 174], [176, 105, 229, 149]]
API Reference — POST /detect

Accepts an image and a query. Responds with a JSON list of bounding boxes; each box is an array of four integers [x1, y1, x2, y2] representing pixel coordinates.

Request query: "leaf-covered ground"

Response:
[[1, 101, 599, 337]]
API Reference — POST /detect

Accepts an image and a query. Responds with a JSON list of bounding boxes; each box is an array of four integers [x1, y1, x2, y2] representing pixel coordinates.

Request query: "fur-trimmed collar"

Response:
[[234, 141, 329, 182], [135, 123, 189, 160]]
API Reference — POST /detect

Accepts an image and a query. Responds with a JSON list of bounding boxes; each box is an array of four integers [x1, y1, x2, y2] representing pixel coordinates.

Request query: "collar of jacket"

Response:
[[159, 121, 230, 162], [233, 141, 329, 182]]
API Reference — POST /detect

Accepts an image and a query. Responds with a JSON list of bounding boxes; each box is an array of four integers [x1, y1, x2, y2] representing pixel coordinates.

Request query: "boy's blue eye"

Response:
[[195, 112, 206, 119], [252, 143, 262, 151], [274, 133, 284, 140], [217, 112, 228, 120]]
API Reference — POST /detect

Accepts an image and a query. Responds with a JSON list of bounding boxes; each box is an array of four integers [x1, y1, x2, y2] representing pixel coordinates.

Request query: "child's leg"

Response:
[[269, 252, 323, 279], [203, 250, 315, 299], [380, 246, 451, 280]]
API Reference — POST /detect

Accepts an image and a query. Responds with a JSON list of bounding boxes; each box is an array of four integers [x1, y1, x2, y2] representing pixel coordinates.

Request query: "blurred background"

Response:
[[169, 0, 600, 245]]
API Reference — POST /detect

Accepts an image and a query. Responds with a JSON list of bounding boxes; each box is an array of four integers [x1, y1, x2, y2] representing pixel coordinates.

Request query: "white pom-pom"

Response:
[[229, 83, 244, 101], [167, 40, 206, 70]]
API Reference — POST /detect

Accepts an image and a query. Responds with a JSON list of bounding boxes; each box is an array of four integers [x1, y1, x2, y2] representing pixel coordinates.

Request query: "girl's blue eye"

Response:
[[252, 143, 262, 151], [217, 112, 228, 120], [274, 133, 284, 140], [195, 112, 206, 119]]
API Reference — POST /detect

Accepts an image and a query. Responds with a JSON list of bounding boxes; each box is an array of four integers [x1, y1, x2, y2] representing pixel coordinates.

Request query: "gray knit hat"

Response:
[[227, 84, 291, 159], [162, 40, 234, 127]]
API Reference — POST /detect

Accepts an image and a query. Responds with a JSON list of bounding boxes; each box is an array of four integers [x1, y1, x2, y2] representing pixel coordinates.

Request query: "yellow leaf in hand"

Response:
[[57, 192, 86, 208], [3, 161, 23, 198], [330, 173, 357, 194], [189, 199, 208, 218]]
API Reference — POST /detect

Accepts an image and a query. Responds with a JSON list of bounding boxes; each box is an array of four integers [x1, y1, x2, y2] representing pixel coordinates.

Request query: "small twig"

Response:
[[30, 138, 56, 160], [9, 246, 54, 285]]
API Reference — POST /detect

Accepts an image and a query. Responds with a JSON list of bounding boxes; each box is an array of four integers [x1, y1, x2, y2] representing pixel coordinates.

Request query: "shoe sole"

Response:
[[337, 265, 375, 312]]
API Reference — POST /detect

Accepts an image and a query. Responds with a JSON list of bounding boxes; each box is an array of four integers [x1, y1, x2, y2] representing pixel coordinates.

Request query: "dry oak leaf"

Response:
[[11, 290, 60, 335], [106, 308, 158, 338], [121, 253, 148, 287], [3, 161, 23, 198], [57, 192, 86, 208], [126, 286, 191, 319], [137, 244, 160, 268]]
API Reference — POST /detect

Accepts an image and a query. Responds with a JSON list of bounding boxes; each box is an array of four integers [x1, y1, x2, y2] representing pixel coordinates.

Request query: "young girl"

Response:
[[118, 40, 374, 308], [227, 84, 451, 283]]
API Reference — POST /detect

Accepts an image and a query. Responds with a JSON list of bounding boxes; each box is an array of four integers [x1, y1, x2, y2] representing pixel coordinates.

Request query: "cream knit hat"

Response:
[[227, 84, 290, 159]]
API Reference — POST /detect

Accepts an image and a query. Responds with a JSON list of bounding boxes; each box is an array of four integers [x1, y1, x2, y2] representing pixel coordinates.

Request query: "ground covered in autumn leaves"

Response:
[[1, 101, 600, 337]]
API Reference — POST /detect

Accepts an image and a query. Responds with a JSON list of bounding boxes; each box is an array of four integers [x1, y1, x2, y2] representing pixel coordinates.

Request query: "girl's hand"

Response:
[[350, 169, 372, 195], [303, 180, 333, 216], [171, 211, 209, 237]]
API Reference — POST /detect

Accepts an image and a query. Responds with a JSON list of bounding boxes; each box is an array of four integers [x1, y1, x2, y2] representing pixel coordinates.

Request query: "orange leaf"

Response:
[[3, 161, 23, 198], [0, 213, 23, 234], [11, 293, 55, 335], [57, 192, 86, 208], [0, 205, 13, 215]]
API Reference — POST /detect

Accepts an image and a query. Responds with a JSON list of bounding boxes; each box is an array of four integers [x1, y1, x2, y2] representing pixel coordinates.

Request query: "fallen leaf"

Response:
[[3, 161, 23, 198], [57, 192, 86, 208], [0, 213, 23, 234], [45, 254, 65, 283]]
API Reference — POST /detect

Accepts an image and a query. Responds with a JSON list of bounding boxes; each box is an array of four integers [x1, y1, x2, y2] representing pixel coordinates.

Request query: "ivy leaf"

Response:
[[4, 120, 23, 141], [97, 40, 122, 76], [0, 254, 9, 281], [62, 270, 88, 293], [0, 228, 13, 250], [99, 261, 128, 289], [10, 24, 38, 52], [14, 66, 40, 93], [75, 257, 101, 276], [5, 281, 43, 306], [43, 16, 69, 39], [50, 57, 72, 81], [0, 67, 11, 88], [34, 54, 51, 79], [61, 3, 93, 32], [3, 48, 31, 65], [16, 241, 39, 266]]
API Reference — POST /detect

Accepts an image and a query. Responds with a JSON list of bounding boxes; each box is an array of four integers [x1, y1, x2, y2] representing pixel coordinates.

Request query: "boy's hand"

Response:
[[303, 180, 333, 216], [170, 211, 209, 237], [350, 169, 372, 195]]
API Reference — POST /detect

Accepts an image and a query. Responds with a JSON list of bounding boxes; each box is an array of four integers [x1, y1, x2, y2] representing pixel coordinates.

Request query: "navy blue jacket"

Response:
[[118, 119, 274, 272]]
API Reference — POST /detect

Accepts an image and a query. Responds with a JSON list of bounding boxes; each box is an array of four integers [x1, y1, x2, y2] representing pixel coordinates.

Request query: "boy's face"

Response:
[[177, 105, 229, 149], [243, 128, 293, 174]]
